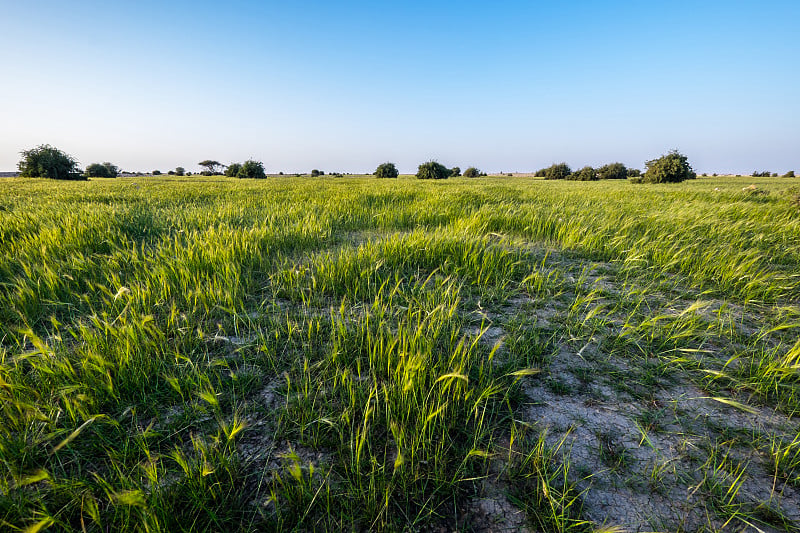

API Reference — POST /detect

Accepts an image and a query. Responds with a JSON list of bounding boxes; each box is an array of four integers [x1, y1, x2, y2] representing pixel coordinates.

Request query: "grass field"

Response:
[[1, 174, 799, 532]]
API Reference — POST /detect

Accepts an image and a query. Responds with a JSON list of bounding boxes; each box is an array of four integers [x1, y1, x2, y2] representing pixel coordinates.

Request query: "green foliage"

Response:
[[17, 144, 83, 180], [643, 150, 696, 183], [237, 159, 266, 179], [752, 171, 772, 177], [198, 160, 222, 174], [311, 169, 324, 177], [416, 161, 451, 180], [224, 163, 242, 177], [785, 171, 796, 178], [567, 166, 597, 181], [534, 168, 547, 177], [543, 163, 571, 180], [450, 166, 461, 177], [598, 162, 627, 180], [463, 167, 481, 178], [374, 162, 399, 179], [627, 168, 641, 177], [152, 170, 161, 175], [175, 167, 185, 176], [85, 162, 119, 178]]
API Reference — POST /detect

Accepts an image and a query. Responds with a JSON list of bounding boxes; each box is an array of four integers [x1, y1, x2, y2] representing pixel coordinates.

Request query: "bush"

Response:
[[167, 170, 175, 175], [175, 167, 185, 176], [534, 168, 547, 177], [627, 168, 641, 177], [374, 162, 399, 179], [416, 161, 451, 180], [185, 172, 192, 176], [450, 166, 461, 177], [152, 170, 161, 176], [568, 166, 598, 181], [771, 173, 778, 177], [225, 163, 241, 177], [596, 162, 627, 180], [237, 160, 266, 179], [311, 169, 324, 177], [752, 171, 771, 177], [643, 150, 696, 183], [85, 162, 119, 178], [784, 171, 796, 178], [18, 144, 83, 180], [543, 163, 571, 180], [463, 167, 481, 178]]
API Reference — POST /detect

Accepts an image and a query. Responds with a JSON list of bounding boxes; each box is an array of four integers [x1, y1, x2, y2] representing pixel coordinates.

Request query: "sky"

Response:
[[2, 0, 798, 174]]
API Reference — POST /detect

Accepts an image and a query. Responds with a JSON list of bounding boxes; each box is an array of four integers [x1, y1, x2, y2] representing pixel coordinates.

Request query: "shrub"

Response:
[[18, 144, 83, 180], [643, 150, 696, 183], [450, 166, 461, 177], [543, 163, 571, 180], [237, 159, 266, 179], [534, 168, 547, 177], [629, 176, 644, 184], [627, 168, 641, 177], [416, 161, 451, 180], [311, 169, 324, 177], [463, 167, 481, 178], [225, 163, 241, 177], [568, 166, 598, 181], [175, 167, 185, 176], [771, 173, 778, 177], [200, 171, 213, 176], [85, 162, 119, 178], [374, 162, 399, 179], [152, 170, 161, 175], [279, 171, 284, 175], [784, 171, 796, 178], [752, 171, 771, 177], [167, 170, 175, 175], [185, 171, 192, 176], [595, 162, 627, 180]]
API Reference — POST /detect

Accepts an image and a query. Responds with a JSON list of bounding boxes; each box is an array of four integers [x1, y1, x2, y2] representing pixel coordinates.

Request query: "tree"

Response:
[[175, 167, 185, 176], [597, 162, 627, 180], [450, 166, 461, 177], [198, 160, 222, 174], [643, 150, 696, 183], [567, 166, 598, 181], [152, 170, 161, 175], [85, 162, 119, 178], [311, 169, 324, 177], [225, 163, 242, 177], [18, 144, 83, 180], [416, 161, 451, 180], [784, 171, 796, 178], [543, 163, 571, 180], [237, 159, 266, 179], [627, 168, 641, 177], [374, 162, 399, 179], [463, 167, 481, 178]]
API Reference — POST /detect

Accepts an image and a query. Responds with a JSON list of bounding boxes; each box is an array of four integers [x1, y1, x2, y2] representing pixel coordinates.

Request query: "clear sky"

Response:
[[2, 0, 798, 174]]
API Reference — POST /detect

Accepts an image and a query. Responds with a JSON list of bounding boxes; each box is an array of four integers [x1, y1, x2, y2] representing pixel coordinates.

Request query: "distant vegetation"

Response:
[[567, 166, 598, 181], [541, 163, 572, 180], [374, 162, 399, 179], [416, 161, 451, 180], [463, 167, 482, 178], [238, 160, 266, 179], [642, 150, 696, 183], [17, 144, 83, 180], [84, 162, 119, 178]]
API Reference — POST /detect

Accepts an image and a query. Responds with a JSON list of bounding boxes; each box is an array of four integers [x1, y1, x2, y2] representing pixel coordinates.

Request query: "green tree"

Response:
[[152, 170, 161, 175], [237, 160, 266, 179], [543, 163, 571, 180], [85, 162, 119, 178], [784, 171, 796, 178], [374, 162, 399, 179], [463, 167, 481, 178], [311, 169, 324, 177], [416, 161, 451, 180], [627, 168, 641, 177], [643, 150, 696, 183], [225, 163, 241, 177], [198, 160, 222, 174], [17, 144, 83, 180], [450, 166, 461, 177], [175, 167, 185, 176], [597, 162, 627, 180], [567, 166, 597, 181]]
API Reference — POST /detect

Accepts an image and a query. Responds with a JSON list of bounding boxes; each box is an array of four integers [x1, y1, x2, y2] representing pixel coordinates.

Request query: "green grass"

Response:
[[1, 174, 799, 531]]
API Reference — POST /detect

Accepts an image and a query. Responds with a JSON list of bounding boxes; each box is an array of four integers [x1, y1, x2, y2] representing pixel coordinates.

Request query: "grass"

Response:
[[0, 174, 799, 531]]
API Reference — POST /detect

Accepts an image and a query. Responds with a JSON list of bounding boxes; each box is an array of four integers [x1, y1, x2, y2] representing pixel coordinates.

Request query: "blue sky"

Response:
[[2, 0, 798, 174]]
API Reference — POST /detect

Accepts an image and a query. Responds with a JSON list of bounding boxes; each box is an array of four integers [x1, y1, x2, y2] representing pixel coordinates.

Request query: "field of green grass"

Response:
[[1, 174, 799, 532]]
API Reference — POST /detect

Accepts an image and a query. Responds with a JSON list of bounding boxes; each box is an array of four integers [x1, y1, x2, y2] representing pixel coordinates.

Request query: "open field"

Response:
[[1, 174, 799, 532]]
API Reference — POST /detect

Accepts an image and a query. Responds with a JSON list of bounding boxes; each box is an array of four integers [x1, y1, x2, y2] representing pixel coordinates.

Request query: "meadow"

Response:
[[1, 174, 799, 532]]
